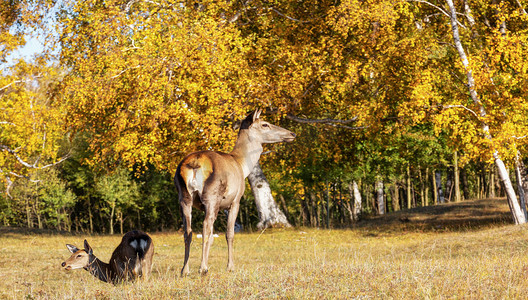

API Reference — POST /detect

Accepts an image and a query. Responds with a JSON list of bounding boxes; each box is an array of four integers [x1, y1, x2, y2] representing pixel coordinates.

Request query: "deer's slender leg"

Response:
[[142, 249, 153, 281], [226, 200, 241, 272], [199, 204, 218, 275], [181, 200, 193, 277]]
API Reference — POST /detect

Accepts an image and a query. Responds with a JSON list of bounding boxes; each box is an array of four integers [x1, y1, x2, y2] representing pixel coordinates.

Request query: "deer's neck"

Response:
[[85, 255, 113, 283], [231, 130, 263, 178]]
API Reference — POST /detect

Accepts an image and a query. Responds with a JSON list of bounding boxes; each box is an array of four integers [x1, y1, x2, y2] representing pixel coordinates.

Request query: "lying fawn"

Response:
[[61, 230, 154, 283]]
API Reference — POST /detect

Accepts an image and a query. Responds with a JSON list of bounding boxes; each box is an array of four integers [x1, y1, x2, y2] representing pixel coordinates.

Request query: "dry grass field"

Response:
[[2, 198, 528, 299]]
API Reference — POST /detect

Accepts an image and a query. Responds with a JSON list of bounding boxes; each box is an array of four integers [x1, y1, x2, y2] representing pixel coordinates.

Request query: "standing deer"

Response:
[[175, 109, 296, 276], [61, 230, 154, 284]]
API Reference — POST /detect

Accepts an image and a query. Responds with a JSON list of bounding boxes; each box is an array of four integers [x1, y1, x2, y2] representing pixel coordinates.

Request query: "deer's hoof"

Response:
[[199, 268, 209, 276]]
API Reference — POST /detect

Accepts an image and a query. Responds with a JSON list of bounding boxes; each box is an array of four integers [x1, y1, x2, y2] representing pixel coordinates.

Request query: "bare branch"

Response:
[[270, 7, 308, 23], [0, 80, 24, 92], [0, 168, 40, 199], [0, 169, 14, 198], [442, 104, 480, 119], [286, 114, 366, 130], [286, 114, 358, 125], [1, 145, 35, 168], [110, 65, 140, 79], [407, 0, 467, 29], [0, 75, 43, 92], [39, 154, 71, 169], [515, 0, 527, 15], [0, 144, 70, 169]]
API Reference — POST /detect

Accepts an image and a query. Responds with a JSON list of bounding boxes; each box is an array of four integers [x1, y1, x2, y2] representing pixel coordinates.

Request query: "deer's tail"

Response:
[[124, 230, 152, 259]]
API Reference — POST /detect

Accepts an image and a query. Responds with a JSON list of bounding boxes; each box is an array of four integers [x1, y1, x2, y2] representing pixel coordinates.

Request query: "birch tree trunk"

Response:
[[406, 164, 412, 209], [489, 171, 496, 198], [446, 0, 526, 224], [248, 163, 291, 230], [392, 181, 400, 211], [109, 203, 115, 235], [353, 181, 362, 220], [376, 180, 385, 215], [347, 180, 362, 221], [454, 151, 461, 202], [432, 169, 438, 204], [88, 203, 93, 234], [425, 167, 430, 206], [514, 154, 527, 219], [324, 182, 330, 228]]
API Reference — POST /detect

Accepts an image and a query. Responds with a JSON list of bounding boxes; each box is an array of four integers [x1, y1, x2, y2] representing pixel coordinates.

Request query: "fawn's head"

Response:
[[61, 240, 93, 270]]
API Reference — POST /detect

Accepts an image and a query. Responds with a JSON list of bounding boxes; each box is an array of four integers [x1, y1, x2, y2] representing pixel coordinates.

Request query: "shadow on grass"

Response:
[[354, 198, 513, 235], [1, 199, 515, 238], [0, 226, 78, 238]]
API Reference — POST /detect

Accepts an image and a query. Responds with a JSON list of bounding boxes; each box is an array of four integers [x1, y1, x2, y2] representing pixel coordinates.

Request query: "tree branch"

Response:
[[515, 0, 527, 15], [0, 75, 43, 92], [0, 144, 70, 169], [39, 154, 71, 169], [0, 168, 42, 198], [407, 0, 467, 29], [110, 65, 140, 79], [285, 114, 366, 130], [0, 80, 24, 92], [269, 7, 308, 23], [286, 114, 358, 124], [442, 104, 480, 119]]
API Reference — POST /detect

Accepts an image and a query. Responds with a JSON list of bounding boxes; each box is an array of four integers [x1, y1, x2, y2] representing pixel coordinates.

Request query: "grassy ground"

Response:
[[2, 198, 528, 299]]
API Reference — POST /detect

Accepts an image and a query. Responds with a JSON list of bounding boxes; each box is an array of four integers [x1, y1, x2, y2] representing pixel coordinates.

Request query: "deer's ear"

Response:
[[84, 240, 93, 255], [66, 244, 79, 253], [240, 111, 255, 130], [253, 108, 262, 122]]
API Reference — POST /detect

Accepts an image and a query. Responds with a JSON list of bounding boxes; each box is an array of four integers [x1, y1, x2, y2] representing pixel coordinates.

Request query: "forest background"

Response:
[[2, 0, 528, 234]]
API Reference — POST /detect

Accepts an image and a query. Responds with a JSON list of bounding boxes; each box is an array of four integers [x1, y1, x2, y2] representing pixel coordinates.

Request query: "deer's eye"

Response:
[[262, 123, 269, 127], [77, 255, 82, 258]]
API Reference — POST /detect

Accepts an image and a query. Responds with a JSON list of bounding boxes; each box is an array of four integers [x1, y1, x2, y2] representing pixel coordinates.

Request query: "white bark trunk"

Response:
[[352, 181, 362, 220], [376, 180, 385, 215], [248, 163, 291, 230], [495, 155, 526, 224], [454, 151, 461, 202], [514, 154, 527, 219], [446, 0, 526, 224]]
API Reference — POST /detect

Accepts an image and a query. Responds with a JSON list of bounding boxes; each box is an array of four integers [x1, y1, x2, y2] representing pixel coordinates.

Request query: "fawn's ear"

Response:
[[84, 240, 93, 255], [66, 244, 79, 253]]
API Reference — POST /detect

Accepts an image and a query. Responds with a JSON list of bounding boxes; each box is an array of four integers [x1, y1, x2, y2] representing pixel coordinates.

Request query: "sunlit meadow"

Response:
[[1, 199, 528, 299]]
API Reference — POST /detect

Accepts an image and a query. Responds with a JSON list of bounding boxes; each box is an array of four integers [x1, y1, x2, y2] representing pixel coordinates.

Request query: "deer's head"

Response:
[[61, 240, 93, 270], [239, 109, 296, 144]]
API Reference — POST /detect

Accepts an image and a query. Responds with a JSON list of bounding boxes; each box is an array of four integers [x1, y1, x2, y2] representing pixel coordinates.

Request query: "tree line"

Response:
[[2, 0, 528, 233]]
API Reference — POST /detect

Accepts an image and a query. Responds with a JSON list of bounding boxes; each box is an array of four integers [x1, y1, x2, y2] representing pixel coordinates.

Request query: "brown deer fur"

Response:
[[61, 230, 154, 284], [175, 109, 296, 275]]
